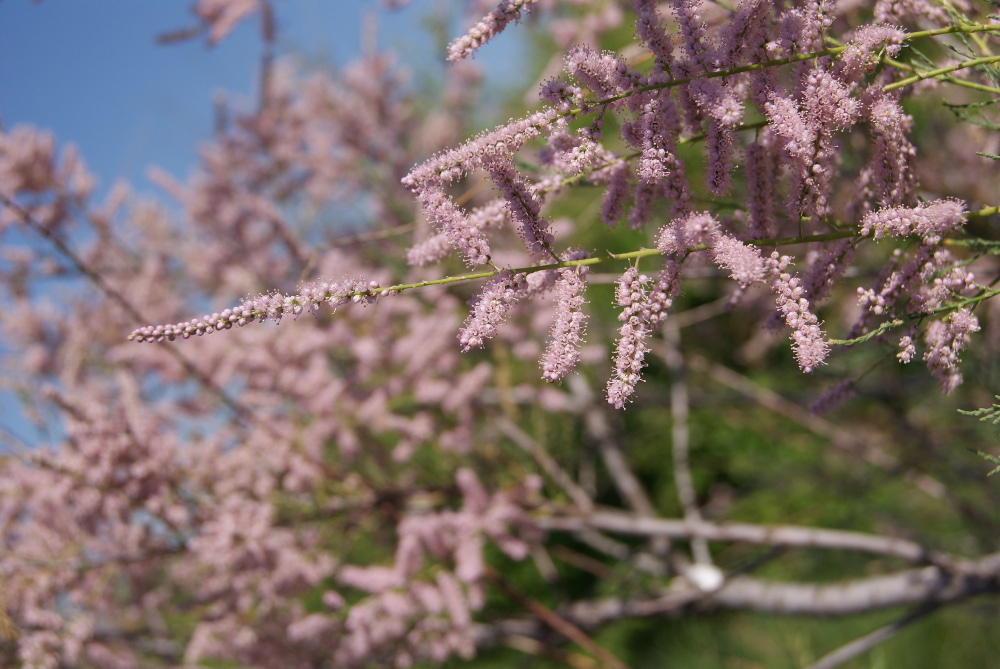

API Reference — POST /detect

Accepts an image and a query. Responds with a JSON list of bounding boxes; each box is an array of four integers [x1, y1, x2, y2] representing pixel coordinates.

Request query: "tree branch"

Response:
[[538, 510, 942, 563]]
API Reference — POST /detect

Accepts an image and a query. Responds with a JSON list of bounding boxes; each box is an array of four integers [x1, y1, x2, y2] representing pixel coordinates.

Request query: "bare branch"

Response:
[[538, 510, 939, 563], [472, 553, 1000, 641], [661, 322, 711, 566], [571, 377, 657, 518], [485, 566, 635, 669], [496, 416, 594, 513]]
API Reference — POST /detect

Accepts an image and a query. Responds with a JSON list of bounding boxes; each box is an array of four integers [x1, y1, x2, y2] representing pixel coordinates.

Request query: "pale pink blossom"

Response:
[[447, 0, 540, 62]]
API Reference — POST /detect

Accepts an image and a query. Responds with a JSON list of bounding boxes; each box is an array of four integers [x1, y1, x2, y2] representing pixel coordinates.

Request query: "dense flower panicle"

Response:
[[406, 232, 456, 266], [674, 74, 743, 195], [633, 0, 674, 71], [540, 265, 590, 382], [862, 88, 917, 206], [600, 160, 631, 227], [923, 308, 980, 393], [744, 138, 778, 238], [458, 270, 527, 351], [860, 199, 967, 240], [711, 234, 767, 288], [705, 121, 735, 195], [607, 267, 654, 408], [802, 69, 860, 132], [763, 65, 861, 222], [764, 94, 817, 161], [408, 198, 509, 266], [777, 0, 836, 55], [766, 252, 830, 373], [447, 0, 540, 62], [635, 93, 683, 186], [415, 181, 492, 266], [564, 45, 642, 102], [836, 24, 906, 83], [488, 160, 554, 257], [539, 79, 584, 112], [671, 0, 716, 67], [717, 0, 772, 69], [128, 277, 378, 342], [402, 106, 565, 187], [656, 211, 720, 255]]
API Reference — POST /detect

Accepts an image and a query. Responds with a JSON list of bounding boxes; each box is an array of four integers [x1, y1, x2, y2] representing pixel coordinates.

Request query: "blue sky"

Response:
[[0, 0, 531, 448], [0, 1, 438, 194]]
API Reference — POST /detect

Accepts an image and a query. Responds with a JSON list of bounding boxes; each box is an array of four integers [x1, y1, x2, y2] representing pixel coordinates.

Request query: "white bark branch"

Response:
[[538, 509, 940, 563], [472, 552, 1000, 644], [660, 324, 711, 566]]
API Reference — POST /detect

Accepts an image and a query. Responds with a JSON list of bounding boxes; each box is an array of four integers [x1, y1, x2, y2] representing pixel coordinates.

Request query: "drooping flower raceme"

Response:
[[128, 277, 379, 342], [447, 0, 540, 63]]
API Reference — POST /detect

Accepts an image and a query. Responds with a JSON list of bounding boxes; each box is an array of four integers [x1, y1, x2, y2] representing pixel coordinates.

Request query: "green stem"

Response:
[[371, 203, 999, 297], [965, 205, 1000, 219], [883, 55, 1000, 95], [884, 53, 1000, 91], [828, 284, 1000, 347], [925, 286, 1000, 315], [828, 319, 905, 346]]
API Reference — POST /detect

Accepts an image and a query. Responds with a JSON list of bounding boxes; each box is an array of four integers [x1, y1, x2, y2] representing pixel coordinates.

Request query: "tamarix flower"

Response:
[[860, 199, 966, 241], [540, 261, 590, 383], [447, 0, 540, 63], [128, 277, 381, 342], [607, 267, 654, 408], [458, 270, 527, 352]]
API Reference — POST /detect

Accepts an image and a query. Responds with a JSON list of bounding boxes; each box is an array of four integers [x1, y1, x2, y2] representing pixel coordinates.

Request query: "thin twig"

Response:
[[496, 416, 594, 513], [484, 566, 636, 669], [803, 604, 942, 669], [568, 378, 660, 516]]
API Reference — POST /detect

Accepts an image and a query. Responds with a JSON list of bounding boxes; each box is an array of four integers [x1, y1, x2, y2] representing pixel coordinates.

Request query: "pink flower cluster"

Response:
[[923, 308, 980, 393], [540, 257, 591, 383], [447, 0, 540, 62], [860, 199, 967, 241], [767, 252, 830, 374], [323, 469, 542, 666], [607, 267, 655, 408], [128, 277, 379, 342]]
